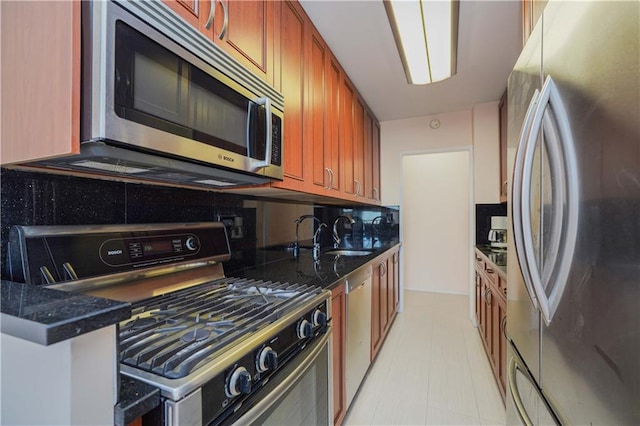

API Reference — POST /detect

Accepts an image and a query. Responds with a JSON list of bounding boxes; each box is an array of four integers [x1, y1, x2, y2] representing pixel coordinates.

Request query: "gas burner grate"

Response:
[[118, 277, 323, 379]]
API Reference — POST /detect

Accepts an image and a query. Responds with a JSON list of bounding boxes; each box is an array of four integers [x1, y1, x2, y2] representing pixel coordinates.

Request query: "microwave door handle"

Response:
[[251, 97, 272, 169]]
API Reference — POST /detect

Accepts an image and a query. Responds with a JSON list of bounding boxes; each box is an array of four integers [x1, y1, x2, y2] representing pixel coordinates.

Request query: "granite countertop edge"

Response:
[[1, 280, 131, 346]]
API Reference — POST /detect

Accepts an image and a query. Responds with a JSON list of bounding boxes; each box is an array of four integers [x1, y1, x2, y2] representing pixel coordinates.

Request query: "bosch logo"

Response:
[[223, 156, 234, 162], [107, 249, 123, 256]]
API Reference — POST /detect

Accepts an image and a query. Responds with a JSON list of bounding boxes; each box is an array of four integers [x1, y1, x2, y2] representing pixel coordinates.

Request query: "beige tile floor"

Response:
[[344, 290, 506, 426]]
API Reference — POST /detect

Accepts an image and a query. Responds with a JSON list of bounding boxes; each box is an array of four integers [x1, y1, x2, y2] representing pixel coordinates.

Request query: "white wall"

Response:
[[380, 104, 500, 298], [472, 102, 501, 203], [380, 109, 472, 206], [380, 104, 500, 206], [402, 152, 471, 294]]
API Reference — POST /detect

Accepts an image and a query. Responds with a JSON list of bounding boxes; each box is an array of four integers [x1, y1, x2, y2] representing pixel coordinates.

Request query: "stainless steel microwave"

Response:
[[35, 1, 284, 188]]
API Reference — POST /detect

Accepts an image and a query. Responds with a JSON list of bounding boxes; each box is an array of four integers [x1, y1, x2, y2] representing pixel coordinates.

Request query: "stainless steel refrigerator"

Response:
[[506, 1, 639, 424]]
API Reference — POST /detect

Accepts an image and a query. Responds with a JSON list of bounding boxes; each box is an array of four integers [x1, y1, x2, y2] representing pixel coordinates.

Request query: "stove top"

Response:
[[119, 277, 326, 379], [7, 222, 332, 419]]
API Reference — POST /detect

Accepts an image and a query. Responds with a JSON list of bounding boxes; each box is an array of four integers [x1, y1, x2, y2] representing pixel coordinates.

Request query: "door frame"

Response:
[[398, 146, 475, 321]]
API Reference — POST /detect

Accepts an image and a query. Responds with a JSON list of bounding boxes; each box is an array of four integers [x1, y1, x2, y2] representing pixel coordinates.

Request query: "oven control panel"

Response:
[[7, 223, 231, 285], [201, 300, 329, 425], [99, 233, 200, 266]]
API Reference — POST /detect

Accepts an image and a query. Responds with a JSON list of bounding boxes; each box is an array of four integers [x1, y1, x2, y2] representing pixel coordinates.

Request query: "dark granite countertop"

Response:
[[475, 245, 507, 276], [225, 238, 401, 291], [0, 280, 131, 345], [115, 376, 160, 426]]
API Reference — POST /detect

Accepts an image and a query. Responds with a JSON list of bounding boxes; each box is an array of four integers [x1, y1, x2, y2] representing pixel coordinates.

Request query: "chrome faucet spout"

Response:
[[313, 223, 327, 261], [294, 215, 320, 259], [371, 215, 385, 242], [332, 215, 356, 248]]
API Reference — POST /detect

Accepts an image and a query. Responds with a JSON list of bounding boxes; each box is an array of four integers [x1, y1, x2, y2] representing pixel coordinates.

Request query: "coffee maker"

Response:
[[488, 216, 507, 249]]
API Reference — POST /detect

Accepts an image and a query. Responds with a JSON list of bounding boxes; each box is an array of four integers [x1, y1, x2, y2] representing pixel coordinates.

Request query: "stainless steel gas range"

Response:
[[7, 223, 333, 425]]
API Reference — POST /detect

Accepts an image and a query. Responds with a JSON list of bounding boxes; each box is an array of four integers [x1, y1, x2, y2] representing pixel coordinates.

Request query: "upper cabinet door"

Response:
[[164, 0, 274, 85], [340, 78, 356, 197], [308, 28, 329, 193], [325, 54, 342, 193], [372, 120, 381, 202], [272, 0, 306, 188], [201, 0, 275, 85], [364, 108, 381, 204]]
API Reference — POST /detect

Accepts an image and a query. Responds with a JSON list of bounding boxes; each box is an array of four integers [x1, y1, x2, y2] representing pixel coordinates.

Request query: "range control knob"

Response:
[[225, 366, 251, 398], [185, 236, 199, 251], [297, 319, 313, 339], [256, 346, 278, 373], [312, 309, 327, 327]]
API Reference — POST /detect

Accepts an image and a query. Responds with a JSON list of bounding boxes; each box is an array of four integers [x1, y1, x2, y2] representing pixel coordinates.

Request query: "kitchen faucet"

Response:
[[312, 223, 327, 261], [371, 215, 385, 242], [294, 215, 320, 259], [332, 215, 356, 248]]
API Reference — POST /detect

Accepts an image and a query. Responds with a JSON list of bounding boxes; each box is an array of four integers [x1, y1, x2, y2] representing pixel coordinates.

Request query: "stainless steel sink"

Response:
[[323, 249, 374, 257]]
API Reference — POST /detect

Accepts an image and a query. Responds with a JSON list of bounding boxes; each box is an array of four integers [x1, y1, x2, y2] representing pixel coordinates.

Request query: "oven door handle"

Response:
[[234, 329, 332, 425]]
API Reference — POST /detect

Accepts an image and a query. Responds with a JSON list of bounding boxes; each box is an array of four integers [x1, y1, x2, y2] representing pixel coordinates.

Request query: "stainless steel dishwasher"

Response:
[[345, 265, 372, 407]]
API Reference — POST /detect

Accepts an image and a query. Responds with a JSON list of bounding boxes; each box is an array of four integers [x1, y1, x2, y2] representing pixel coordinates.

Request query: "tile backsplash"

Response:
[[1, 169, 399, 280]]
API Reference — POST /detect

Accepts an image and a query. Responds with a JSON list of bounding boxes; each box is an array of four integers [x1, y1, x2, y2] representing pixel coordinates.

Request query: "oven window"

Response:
[[249, 345, 330, 426], [113, 20, 257, 156]]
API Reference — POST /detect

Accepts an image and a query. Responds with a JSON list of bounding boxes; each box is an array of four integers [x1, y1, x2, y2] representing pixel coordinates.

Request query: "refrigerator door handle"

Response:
[[512, 88, 541, 309], [521, 75, 579, 325], [508, 357, 534, 426]]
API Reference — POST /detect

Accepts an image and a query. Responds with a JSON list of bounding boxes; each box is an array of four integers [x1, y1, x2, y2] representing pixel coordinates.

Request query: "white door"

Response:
[[402, 151, 470, 294]]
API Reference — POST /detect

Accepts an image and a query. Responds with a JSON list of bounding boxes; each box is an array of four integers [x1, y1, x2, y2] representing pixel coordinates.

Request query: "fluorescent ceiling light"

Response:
[[385, 0, 459, 85]]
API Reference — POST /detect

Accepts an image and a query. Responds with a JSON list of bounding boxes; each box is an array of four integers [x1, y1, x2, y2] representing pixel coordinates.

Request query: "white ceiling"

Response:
[[299, 0, 523, 122]]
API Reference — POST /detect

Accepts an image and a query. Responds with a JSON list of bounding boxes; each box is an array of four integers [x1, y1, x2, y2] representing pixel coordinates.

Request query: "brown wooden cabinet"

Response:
[[324, 54, 342, 194], [340, 77, 357, 197], [331, 283, 347, 426], [352, 98, 366, 199], [372, 121, 381, 203], [1, 0, 383, 206], [474, 248, 507, 400], [307, 28, 342, 197], [164, 0, 275, 85], [499, 90, 508, 202], [1, 1, 81, 165], [308, 26, 328, 193], [371, 248, 400, 361], [271, 0, 306, 191], [202, 0, 275, 85], [363, 109, 381, 204], [392, 250, 399, 311]]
